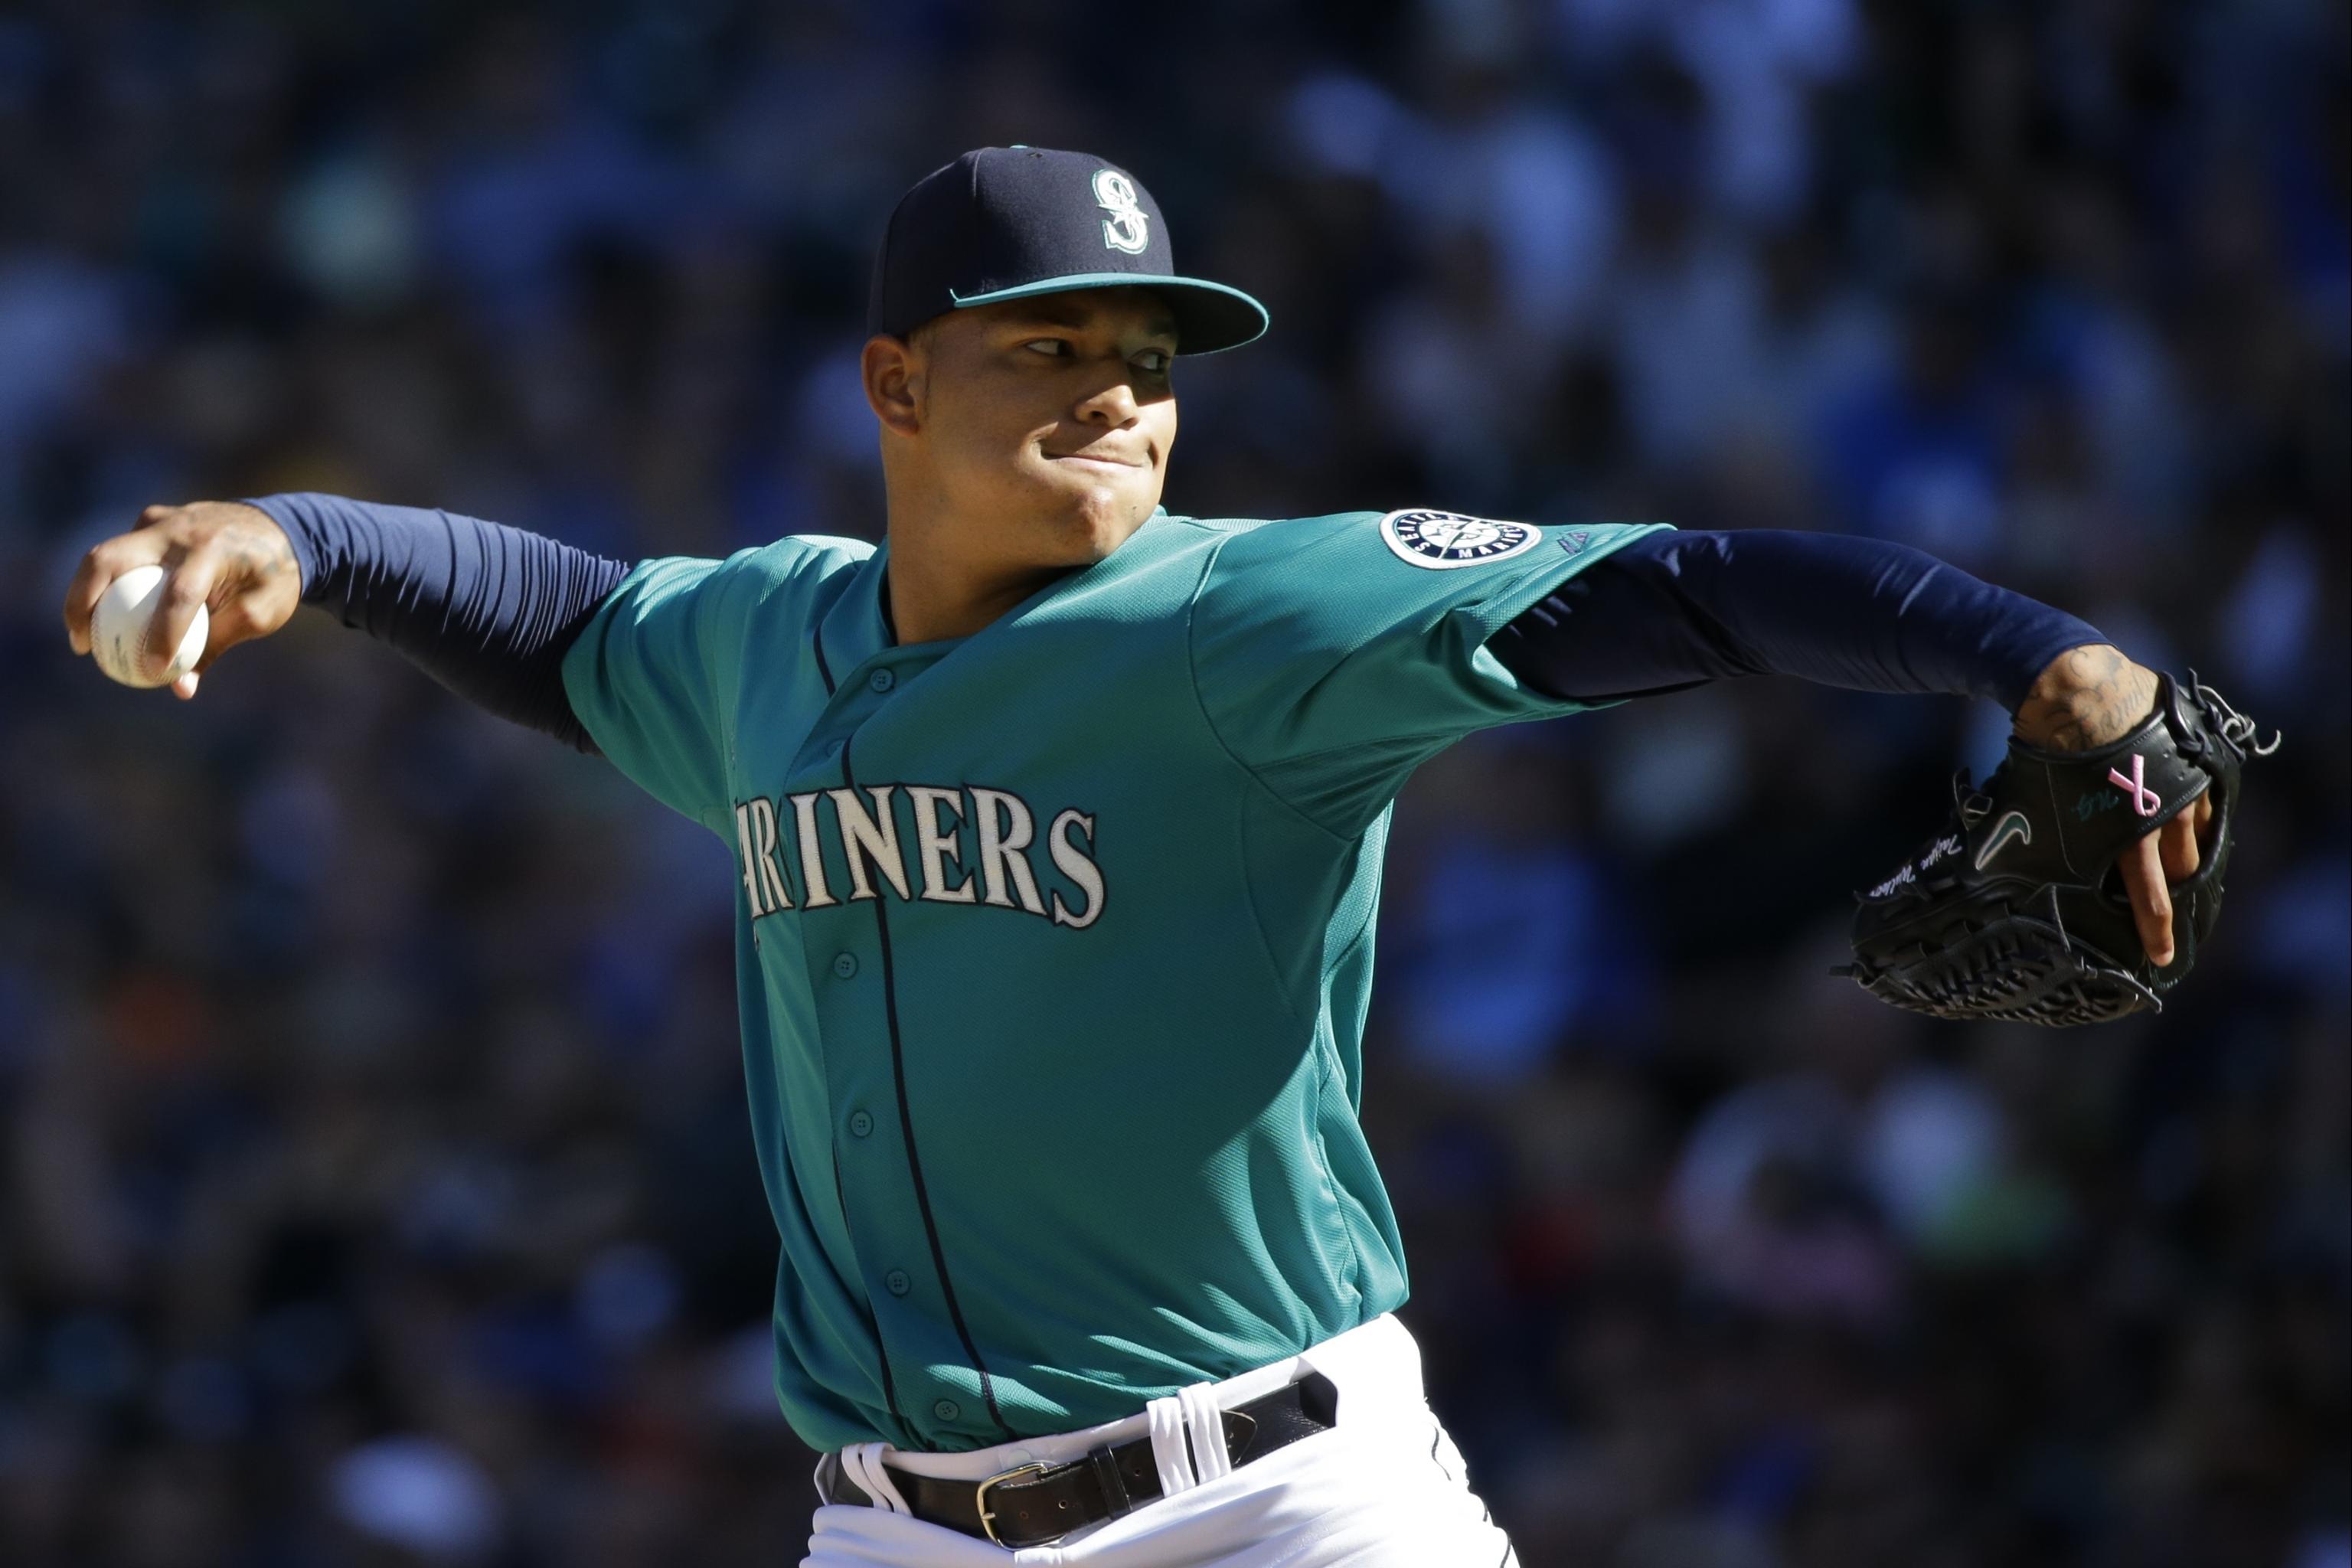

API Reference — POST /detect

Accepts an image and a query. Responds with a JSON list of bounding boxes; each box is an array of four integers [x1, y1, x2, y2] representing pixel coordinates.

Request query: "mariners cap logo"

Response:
[[1093, 168, 1149, 255], [1378, 509, 1540, 570]]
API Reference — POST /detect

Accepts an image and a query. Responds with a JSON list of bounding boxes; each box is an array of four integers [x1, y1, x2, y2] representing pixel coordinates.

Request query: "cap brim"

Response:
[[946, 271, 1269, 355]]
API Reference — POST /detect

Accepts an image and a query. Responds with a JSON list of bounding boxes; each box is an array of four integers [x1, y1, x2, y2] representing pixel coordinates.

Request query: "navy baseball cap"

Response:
[[867, 146, 1269, 355]]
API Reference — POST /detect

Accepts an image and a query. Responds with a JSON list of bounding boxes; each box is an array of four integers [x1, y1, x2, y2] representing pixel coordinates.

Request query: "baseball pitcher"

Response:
[[64, 149, 2270, 1564]]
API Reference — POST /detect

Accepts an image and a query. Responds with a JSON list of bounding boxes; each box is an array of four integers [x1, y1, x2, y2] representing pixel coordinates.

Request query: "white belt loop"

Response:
[[1176, 1383, 1232, 1484], [1143, 1393, 1197, 1496], [840, 1442, 913, 1514]]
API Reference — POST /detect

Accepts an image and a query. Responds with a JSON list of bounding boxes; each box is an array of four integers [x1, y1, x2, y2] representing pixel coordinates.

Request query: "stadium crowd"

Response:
[[0, 2, 2344, 1564]]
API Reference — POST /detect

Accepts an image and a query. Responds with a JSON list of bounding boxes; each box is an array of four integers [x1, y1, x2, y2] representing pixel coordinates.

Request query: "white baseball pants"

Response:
[[799, 1314, 1519, 1566]]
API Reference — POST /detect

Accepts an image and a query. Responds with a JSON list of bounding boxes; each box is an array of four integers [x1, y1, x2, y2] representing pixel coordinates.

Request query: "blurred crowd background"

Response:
[[1, 2, 2344, 1565]]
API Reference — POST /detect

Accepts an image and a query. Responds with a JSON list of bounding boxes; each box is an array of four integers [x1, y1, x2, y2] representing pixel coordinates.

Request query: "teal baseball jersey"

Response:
[[560, 508, 1671, 1454]]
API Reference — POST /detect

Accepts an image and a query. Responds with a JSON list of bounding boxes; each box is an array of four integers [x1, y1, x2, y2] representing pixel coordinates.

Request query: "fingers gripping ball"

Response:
[[1837, 672, 2282, 1027], [91, 564, 208, 689]]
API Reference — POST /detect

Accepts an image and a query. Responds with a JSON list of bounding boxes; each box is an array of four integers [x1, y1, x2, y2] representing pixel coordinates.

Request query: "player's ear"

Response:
[[862, 333, 924, 437]]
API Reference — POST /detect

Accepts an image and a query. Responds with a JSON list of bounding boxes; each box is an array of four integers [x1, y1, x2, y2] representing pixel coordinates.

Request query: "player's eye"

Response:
[[1023, 338, 1072, 358], [1133, 349, 1173, 374]]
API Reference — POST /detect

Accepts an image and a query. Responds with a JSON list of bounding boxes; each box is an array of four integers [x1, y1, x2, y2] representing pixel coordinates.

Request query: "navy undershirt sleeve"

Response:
[[1490, 528, 2107, 711], [246, 492, 632, 753], [242, 501, 2100, 751]]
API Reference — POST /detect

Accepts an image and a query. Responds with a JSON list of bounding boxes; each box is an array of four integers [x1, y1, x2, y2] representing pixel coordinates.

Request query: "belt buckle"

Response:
[[975, 1461, 1052, 1547]]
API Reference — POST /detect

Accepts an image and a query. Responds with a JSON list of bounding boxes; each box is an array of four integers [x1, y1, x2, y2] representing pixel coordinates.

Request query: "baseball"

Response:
[[90, 564, 207, 689]]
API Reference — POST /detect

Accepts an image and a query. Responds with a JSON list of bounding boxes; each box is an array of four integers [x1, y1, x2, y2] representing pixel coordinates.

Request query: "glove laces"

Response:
[[1952, 768, 1994, 826], [2185, 668, 2283, 757]]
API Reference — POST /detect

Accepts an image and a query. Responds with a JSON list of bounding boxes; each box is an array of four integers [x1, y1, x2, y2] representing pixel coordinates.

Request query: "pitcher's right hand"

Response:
[[64, 501, 302, 699]]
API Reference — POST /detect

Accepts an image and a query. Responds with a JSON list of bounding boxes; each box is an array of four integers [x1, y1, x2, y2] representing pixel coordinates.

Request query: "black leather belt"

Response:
[[820, 1372, 1338, 1549]]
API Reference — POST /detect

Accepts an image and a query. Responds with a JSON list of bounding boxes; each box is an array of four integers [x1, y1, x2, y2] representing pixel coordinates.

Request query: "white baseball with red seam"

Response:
[[90, 564, 207, 688]]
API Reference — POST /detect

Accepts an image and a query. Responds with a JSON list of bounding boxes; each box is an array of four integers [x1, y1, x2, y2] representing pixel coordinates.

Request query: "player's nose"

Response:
[[1073, 375, 1141, 428]]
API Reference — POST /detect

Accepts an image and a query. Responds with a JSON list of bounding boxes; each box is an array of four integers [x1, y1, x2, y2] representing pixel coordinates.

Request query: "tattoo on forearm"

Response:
[[2014, 645, 2158, 751], [226, 515, 296, 583]]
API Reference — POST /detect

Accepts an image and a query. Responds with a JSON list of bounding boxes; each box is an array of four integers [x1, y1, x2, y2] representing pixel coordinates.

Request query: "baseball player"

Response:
[[66, 148, 2232, 1564]]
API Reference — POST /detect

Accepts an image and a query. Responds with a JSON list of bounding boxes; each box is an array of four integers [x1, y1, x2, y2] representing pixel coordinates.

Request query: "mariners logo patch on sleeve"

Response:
[[1377, 509, 1540, 570]]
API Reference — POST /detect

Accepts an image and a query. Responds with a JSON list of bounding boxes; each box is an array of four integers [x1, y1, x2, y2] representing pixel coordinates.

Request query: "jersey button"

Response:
[[933, 1399, 961, 1423], [831, 952, 858, 979], [848, 1109, 874, 1138], [884, 1269, 911, 1296], [867, 668, 895, 694]]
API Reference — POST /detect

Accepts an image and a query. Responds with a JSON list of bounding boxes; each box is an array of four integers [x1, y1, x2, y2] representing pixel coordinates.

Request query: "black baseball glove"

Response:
[[1837, 671, 2280, 1026]]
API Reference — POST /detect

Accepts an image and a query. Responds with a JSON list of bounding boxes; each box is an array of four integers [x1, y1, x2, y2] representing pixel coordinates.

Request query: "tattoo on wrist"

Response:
[[2013, 645, 2158, 751], [227, 513, 295, 582]]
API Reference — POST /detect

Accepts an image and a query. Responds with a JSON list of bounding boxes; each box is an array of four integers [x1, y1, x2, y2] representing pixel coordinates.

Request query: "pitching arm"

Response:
[[247, 492, 633, 753]]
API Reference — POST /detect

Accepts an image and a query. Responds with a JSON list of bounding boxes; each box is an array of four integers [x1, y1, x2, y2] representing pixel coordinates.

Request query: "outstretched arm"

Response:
[[1487, 528, 2202, 963], [1488, 528, 2109, 714], [255, 492, 632, 752], [62, 495, 632, 753]]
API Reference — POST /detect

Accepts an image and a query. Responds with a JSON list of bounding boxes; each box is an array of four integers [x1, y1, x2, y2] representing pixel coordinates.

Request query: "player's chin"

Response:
[[1030, 469, 1158, 560]]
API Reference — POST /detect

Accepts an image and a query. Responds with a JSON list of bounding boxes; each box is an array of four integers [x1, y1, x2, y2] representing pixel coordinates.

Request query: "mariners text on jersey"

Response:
[[561, 505, 1671, 1455], [730, 783, 1103, 928]]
